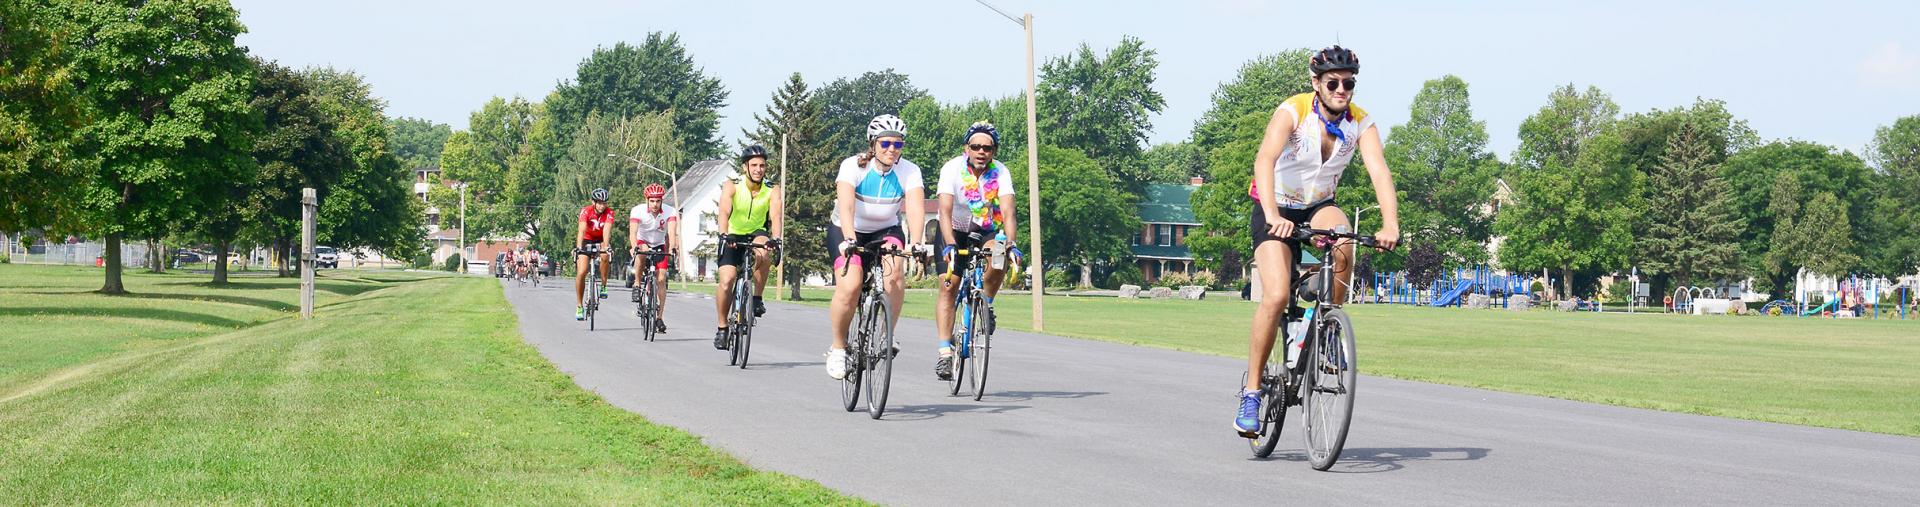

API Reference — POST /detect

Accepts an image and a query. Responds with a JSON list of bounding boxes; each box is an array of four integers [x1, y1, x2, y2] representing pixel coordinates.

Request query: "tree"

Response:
[[1006, 146, 1140, 287], [389, 116, 452, 170], [1720, 141, 1872, 293], [1864, 116, 1920, 278], [1383, 75, 1501, 267], [0, 1, 89, 234], [1512, 84, 1620, 172], [549, 33, 729, 159], [60, 0, 257, 293], [1772, 189, 1858, 280], [306, 67, 422, 263], [235, 62, 352, 277], [439, 96, 538, 241], [1638, 124, 1743, 286], [1496, 129, 1641, 300], [535, 111, 678, 265], [1143, 142, 1205, 183], [743, 73, 833, 299], [1190, 49, 1313, 156], [1036, 36, 1166, 193], [816, 69, 926, 158]]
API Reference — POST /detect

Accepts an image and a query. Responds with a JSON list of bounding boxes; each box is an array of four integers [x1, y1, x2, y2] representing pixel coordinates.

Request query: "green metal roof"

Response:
[[1130, 244, 1192, 259], [1139, 183, 1199, 225]]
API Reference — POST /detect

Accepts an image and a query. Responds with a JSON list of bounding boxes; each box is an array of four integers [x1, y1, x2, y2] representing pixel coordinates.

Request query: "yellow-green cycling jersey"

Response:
[[727, 179, 774, 235]]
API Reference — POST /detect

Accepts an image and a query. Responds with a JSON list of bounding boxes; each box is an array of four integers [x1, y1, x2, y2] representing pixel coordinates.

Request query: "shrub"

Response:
[[1530, 280, 1546, 295], [1190, 270, 1219, 289], [411, 252, 433, 269], [1045, 269, 1074, 290], [442, 253, 464, 272], [1107, 264, 1145, 288], [1157, 271, 1191, 289]]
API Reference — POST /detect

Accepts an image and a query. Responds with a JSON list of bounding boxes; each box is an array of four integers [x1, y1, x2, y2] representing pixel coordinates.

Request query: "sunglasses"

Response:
[[1323, 77, 1357, 92], [877, 140, 905, 150], [967, 143, 998, 152]]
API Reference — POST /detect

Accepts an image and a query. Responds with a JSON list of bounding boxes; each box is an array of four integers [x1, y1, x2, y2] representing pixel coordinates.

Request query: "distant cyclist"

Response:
[[574, 188, 618, 321], [1234, 46, 1401, 435], [932, 121, 1018, 380], [824, 114, 930, 380], [630, 183, 678, 333], [712, 145, 784, 349]]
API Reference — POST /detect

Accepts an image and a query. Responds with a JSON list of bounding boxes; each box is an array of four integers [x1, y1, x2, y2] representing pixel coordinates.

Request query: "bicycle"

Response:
[[631, 249, 670, 343], [838, 240, 915, 419], [945, 243, 1007, 401], [722, 238, 779, 369], [576, 244, 607, 331], [1245, 224, 1376, 471]]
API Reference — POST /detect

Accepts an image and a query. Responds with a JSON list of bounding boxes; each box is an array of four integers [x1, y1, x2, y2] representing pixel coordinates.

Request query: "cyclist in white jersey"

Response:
[[629, 183, 678, 333], [1235, 46, 1402, 436], [824, 114, 931, 380]]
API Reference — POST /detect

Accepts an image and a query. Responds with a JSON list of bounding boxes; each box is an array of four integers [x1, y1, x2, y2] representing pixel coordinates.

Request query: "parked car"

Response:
[[170, 250, 203, 267], [315, 246, 339, 269]]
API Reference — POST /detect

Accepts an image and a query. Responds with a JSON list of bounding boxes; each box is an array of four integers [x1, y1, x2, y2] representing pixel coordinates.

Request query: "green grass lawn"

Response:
[[705, 280, 1920, 436], [0, 264, 857, 504]]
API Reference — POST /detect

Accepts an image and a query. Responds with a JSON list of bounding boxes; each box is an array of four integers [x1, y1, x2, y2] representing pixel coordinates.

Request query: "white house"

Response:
[[666, 159, 738, 281]]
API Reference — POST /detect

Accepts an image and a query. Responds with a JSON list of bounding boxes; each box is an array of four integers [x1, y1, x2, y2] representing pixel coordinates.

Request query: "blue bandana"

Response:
[[1312, 96, 1348, 143]]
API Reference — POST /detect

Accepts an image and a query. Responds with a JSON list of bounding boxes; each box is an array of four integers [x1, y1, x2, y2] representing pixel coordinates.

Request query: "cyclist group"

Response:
[[562, 46, 1403, 440]]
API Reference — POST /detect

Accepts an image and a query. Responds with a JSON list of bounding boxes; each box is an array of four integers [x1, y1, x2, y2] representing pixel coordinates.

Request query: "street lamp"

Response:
[[1343, 204, 1380, 305], [972, 0, 1045, 331]]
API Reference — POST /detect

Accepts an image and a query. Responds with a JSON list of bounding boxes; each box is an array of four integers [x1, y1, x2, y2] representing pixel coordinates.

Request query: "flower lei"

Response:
[[961, 162, 1003, 230]]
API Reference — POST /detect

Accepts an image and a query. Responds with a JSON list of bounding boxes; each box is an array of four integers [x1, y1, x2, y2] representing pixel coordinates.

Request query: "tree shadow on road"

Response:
[[1258, 446, 1492, 473]]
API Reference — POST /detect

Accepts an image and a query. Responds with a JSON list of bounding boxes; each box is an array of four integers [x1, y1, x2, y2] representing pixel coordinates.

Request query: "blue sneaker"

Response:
[[1235, 389, 1263, 435]]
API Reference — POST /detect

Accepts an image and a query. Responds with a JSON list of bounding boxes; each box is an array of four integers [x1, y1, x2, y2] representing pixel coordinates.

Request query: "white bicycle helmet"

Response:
[[867, 114, 908, 141]]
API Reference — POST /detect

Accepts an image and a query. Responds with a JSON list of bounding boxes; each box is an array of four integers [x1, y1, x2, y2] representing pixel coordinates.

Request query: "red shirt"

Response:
[[580, 204, 617, 242]]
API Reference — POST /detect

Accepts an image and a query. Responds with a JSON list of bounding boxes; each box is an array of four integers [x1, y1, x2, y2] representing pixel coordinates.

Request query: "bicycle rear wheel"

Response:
[[840, 326, 864, 412], [1247, 331, 1289, 457], [864, 297, 894, 419], [1302, 308, 1357, 470], [947, 300, 969, 396]]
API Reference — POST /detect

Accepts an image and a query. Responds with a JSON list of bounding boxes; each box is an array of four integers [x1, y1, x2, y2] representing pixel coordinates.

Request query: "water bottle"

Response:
[[1284, 307, 1314, 369], [991, 230, 1009, 270]]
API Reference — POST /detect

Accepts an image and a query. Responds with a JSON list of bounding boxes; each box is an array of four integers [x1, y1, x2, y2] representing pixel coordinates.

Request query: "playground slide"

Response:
[[1430, 279, 1475, 307], [1800, 298, 1836, 316]]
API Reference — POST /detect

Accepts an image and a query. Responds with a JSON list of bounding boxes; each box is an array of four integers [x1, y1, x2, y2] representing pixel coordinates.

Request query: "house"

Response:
[[1130, 178, 1205, 283], [667, 159, 740, 280]]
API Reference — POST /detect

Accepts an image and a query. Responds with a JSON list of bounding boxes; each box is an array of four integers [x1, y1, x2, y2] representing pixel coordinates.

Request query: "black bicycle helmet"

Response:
[[962, 121, 1000, 147], [589, 187, 609, 202], [739, 144, 768, 162], [1310, 45, 1361, 75]]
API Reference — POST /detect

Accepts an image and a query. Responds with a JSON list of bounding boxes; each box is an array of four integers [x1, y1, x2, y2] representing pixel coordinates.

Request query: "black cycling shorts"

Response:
[[716, 230, 771, 269], [940, 229, 996, 277], [1250, 198, 1340, 261], [827, 225, 906, 272]]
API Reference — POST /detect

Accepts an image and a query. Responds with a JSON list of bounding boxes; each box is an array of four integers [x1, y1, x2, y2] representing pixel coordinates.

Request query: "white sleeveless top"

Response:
[[1250, 92, 1376, 209]]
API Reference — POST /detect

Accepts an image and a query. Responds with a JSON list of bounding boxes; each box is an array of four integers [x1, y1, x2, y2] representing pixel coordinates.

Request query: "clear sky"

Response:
[[233, 0, 1920, 161]]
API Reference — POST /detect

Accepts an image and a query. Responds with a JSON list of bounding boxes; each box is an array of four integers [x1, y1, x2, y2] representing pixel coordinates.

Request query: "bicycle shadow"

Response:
[[1255, 446, 1491, 473], [879, 403, 1031, 421], [749, 361, 824, 370], [977, 391, 1108, 403]]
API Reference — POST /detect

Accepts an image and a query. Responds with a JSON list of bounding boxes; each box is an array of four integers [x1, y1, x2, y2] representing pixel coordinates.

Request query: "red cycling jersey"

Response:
[[580, 204, 618, 242]]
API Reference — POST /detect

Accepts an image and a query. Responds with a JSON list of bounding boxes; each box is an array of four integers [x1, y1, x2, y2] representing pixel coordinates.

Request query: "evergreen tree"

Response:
[[1638, 124, 1744, 286], [744, 73, 833, 299]]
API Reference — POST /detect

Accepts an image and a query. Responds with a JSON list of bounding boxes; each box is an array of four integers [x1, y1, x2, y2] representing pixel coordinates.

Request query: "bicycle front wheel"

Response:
[[1302, 308, 1357, 471], [588, 279, 598, 331], [864, 297, 894, 419], [736, 296, 754, 369]]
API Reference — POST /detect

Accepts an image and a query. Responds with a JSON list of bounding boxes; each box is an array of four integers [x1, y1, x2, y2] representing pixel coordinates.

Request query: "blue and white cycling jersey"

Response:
[[832, 155, 925, 233]]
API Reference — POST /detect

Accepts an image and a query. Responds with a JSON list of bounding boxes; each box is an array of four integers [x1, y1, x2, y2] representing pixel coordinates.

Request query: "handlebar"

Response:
[[1290, 224, 1387, 250]]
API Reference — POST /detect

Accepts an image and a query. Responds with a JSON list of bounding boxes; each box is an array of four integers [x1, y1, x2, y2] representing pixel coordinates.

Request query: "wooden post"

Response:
[[1024, 12, 1044, 331], [778, 133, 788, 300], [301, 188, 316, 319]]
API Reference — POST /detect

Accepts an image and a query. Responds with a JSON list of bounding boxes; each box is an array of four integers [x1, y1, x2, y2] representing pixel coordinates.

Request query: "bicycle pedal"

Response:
[[1237, 430, 1260, 439]]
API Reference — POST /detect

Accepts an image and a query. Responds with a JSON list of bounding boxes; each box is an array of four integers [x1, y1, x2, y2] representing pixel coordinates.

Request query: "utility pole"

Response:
[[975, 0, 1046, 330], [459, 183, 467, 275], [779, 133, 789, 300], [301, 188, 316, 319]]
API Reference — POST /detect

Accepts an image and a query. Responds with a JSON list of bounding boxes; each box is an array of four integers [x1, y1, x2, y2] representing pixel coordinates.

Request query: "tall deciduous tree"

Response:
[[1638, 124, 1743, 286], [439, 96, 538, 241], [1384, 75, 1500, 266], [1036, 36, 1166, 193], [0, 1, 88, 234], [389, 116, 452, 170], [1720, 141, 1872, 293], [744, 73, 832, 299], [1496, 129, 1641, 300], [816, 69, 926, 158], [549, 33, 728, 159], [1187, 52, 1315, 281], [306, 67, 421, 263], [1512, 84, 1619, 172], [1190, 49, 1313, 156], [61, 0, 257, 293], [1006, 146, 1140, 287], [1864, 116, 1920, 278]]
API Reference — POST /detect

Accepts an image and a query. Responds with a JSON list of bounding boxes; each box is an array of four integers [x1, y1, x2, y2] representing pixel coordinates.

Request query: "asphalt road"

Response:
[[503, 279, 1920, 505]]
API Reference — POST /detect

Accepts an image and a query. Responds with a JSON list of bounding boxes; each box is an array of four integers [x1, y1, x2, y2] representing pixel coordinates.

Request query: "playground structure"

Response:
[[1365, 267, 1540, 308], [1767, 274, 1915, 319]]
